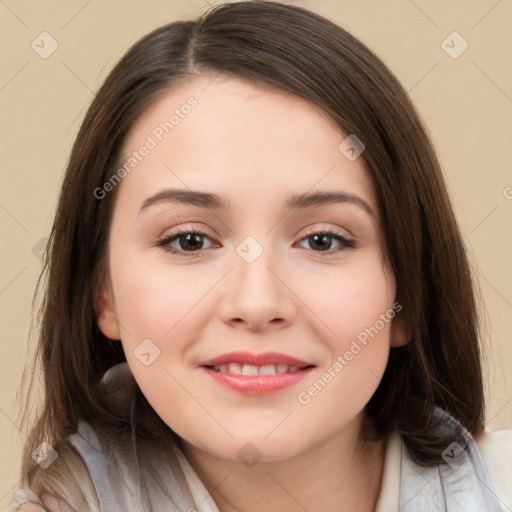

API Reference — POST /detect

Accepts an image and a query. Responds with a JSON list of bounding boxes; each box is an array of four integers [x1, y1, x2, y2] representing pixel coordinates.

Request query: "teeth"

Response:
[[210, 364, 303, 375], [259, 364, 277, 375], [227, 363, 242, 374], [242, 364, 259, 375]]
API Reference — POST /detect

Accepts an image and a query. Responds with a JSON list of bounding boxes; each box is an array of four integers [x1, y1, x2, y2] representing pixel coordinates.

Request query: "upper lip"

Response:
[[198, 351, 315, 368]]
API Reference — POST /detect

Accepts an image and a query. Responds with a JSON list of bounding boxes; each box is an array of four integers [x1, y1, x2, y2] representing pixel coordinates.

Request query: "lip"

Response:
[[198, 351, 314, 368], [198, 351, 316, 395], [202, 366, 314, 395]]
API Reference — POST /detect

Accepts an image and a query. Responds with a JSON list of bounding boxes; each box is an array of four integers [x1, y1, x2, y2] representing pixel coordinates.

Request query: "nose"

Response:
[[217, 244, 297, 332]]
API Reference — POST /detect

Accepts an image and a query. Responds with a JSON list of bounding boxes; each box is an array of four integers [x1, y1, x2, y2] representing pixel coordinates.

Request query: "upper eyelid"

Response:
[[300, 225, 353, 239], [160, 225, 354, 240]]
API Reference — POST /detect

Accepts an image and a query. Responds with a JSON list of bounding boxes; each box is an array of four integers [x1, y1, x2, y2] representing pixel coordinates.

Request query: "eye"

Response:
[[155, 227, 355, 257], [156, 228, 216, 255], [295, 228, 355, 254]]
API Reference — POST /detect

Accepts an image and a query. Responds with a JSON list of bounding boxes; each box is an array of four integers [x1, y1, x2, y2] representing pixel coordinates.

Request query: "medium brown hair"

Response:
[[18, 0, 485, 495]]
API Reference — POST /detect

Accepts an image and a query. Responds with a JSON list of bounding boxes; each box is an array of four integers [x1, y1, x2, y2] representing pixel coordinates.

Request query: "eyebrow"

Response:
[[139, 189, 375, 217]]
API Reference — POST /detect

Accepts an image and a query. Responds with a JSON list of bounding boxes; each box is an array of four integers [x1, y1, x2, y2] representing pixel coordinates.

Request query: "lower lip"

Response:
[[201, 367, 314, 395]]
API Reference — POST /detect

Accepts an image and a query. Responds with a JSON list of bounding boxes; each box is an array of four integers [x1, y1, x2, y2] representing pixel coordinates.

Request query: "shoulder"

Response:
[[476, 428, 512, 512], [8, 438, 99, 512]]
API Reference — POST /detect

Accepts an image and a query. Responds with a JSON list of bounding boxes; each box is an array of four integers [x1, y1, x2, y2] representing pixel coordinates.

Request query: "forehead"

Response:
[[117, 75, 376, 214]]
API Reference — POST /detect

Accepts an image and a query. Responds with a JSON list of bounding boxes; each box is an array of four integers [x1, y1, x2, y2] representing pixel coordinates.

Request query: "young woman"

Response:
[[9, 1, 512, 511]]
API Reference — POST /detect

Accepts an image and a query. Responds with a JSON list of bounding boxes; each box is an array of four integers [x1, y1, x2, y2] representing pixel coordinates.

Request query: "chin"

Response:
[[191, 431, 313, 465]]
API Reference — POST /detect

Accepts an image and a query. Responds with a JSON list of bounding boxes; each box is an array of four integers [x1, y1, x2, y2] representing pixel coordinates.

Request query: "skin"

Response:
[[94, 75, 408, 512]]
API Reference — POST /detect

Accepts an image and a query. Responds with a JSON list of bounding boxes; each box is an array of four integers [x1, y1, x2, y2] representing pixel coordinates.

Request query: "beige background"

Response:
[[1, 0, 511, 507]]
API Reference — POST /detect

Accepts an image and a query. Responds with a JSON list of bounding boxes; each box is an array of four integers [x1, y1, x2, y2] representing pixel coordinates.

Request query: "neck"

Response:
[[181, 415, 387, 512]]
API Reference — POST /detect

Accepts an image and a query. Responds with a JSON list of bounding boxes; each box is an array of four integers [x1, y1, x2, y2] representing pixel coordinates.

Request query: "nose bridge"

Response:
[[219, 233, 295, 329], [234, 234, 281, 299]]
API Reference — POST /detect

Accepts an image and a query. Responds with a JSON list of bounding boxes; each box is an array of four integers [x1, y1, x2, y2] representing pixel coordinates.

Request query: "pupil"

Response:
[[182, 234, 202, 250], [312, 234, 331, 251]]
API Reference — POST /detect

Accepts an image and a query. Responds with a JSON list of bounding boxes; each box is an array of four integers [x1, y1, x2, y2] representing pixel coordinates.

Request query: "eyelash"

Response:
[[155, 227, 356, 257]]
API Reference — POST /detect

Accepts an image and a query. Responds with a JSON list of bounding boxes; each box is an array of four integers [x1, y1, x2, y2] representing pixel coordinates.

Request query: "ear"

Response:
[[96, 282, 121, 340], [390, 310, 411, 348]]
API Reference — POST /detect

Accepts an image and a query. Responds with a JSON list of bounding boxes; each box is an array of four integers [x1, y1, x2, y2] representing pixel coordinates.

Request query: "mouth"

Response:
[[204, 363, 313, 375], [198, 351, 316, 395]]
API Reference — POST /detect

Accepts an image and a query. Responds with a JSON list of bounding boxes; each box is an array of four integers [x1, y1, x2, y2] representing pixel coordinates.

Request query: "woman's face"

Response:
[[97, 75, 405, 463]]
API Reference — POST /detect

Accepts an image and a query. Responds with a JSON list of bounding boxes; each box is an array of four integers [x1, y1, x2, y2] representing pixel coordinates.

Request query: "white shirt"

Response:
[[172, 427, 512, 512]]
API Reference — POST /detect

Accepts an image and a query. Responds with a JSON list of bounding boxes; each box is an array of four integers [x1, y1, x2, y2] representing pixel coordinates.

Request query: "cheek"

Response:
[[109, 250, 209, 343], [305, 256, 395, 349], [297, 257, 395, 404], [109, 257, 203, 423]]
